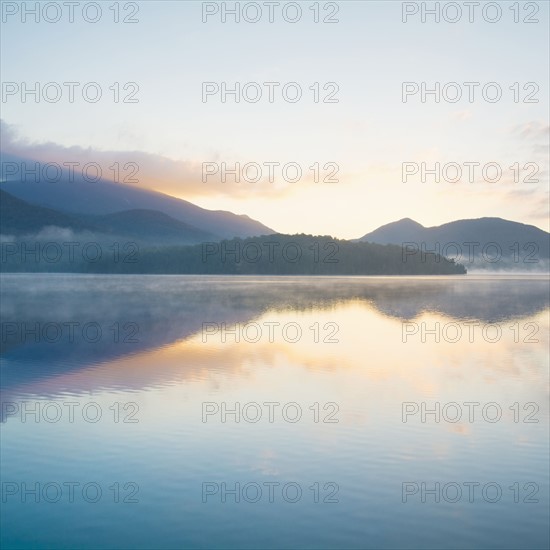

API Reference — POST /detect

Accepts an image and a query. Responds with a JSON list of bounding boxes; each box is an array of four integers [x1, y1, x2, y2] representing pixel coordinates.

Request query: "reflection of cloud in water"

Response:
[[1, 274, 548, 407]]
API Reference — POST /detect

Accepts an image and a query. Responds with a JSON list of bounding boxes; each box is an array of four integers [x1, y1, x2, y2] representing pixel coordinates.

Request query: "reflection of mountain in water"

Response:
[[1, 274, 548, 401]]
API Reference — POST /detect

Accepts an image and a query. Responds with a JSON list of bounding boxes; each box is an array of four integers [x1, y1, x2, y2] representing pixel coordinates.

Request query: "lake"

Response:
[[1, 274, 548, 549]]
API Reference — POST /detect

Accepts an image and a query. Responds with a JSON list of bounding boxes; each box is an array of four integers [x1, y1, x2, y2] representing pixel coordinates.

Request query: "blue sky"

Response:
[[1, 1, 548, 237]]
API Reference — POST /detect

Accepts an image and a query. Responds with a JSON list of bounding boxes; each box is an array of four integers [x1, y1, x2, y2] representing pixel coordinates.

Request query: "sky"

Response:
[[1, 0, 548, 238]]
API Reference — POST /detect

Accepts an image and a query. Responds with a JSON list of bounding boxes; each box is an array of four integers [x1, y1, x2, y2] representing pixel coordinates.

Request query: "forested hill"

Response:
[[1, 234, 466, 275]]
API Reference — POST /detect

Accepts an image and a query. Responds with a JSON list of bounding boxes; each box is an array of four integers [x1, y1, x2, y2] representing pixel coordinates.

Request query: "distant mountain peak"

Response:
[[356, 216, 549, 266], [393, 218, 425, 227], [355, 218, 425, 242]]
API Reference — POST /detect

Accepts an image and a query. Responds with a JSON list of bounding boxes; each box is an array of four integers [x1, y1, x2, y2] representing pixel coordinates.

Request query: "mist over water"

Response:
[[1, 274, 548, 549]]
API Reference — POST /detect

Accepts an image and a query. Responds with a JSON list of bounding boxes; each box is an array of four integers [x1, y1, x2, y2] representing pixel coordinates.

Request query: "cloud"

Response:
[[0, 120, 337, 200], [510, 120, 549, 142], [450, 110, 472, 121]]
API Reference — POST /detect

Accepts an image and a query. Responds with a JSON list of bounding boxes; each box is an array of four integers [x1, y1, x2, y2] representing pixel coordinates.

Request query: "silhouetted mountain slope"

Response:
[[0, 190, 216, 244], [357, 217, 550, 268], [1, 170, 273, 238], [88, 209, 216, 243], [358, 218, 426, 244], [0, 189, 92, 233]]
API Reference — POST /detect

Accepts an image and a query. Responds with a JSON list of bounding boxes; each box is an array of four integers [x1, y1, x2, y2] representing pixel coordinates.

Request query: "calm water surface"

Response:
[[1, 274, 549, 549]]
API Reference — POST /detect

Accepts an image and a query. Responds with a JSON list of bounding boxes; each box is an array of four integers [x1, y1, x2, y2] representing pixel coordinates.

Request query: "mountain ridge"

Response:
[[0, 189, 217, 244], [356, 217, 550, 267], [0, 152, 274, 239]]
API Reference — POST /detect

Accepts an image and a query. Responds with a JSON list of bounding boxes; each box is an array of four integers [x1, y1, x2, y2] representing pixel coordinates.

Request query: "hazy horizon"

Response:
[[1, 1, 548, 238]]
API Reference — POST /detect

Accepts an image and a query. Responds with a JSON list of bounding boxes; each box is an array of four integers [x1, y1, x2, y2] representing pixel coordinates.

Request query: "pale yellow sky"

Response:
[[1, 1, 548, 237]]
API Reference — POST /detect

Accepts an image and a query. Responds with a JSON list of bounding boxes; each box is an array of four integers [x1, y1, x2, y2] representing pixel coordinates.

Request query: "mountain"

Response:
[[0, 189, 91, 234], [0, 191, 466, 274], [357, 217, 550, 269], [0, 154, 274, 239], [0, 190, 217, 244], [358, 218, 426, 244], [88, 209, 216, 244]]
